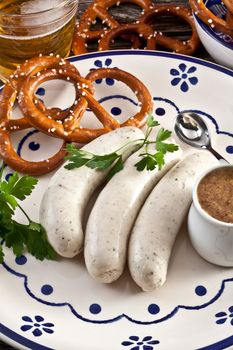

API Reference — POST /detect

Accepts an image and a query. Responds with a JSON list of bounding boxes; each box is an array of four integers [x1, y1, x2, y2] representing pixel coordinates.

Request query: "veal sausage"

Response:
[[40, 127, 144, 258], [84, 139, 182, 283], [128, 151, 218, 291]]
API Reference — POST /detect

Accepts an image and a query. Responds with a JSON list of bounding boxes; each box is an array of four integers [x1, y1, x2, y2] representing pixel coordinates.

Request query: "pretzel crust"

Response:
[[18, 69, 119, 143], [18, 67, 152, 142], [0, 56, 78, 176], [189, 0, 233, 36], [72, 0, 200, 55], [0, 81, 66, 176], [141, 5, 200, 55], [0, 56, 153, 174], [72, 0, 153, 55], [85, 67, 153, 128], [3, 56, 86, 131], [0, 128, 66, 176]]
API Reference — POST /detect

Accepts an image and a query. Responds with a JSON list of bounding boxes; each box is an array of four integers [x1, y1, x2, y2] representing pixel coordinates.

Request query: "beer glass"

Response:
[[0, 0, 79, 81]]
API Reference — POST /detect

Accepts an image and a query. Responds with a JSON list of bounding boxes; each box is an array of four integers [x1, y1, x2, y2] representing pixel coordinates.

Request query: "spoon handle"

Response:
[[208, 146, 229, 164]]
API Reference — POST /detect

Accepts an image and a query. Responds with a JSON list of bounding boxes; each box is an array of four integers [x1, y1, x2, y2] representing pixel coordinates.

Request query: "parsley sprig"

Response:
[[0, 167, 56, 263], [65, 115, 179, 177]]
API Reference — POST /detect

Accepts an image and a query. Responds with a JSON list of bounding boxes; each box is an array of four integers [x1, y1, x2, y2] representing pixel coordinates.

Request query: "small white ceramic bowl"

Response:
[[188, 164, 233, 267], [193, 14, 233, 70]]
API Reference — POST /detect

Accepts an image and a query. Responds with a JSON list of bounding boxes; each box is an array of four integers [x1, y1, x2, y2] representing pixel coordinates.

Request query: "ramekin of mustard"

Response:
[[188, 164, 233, 266]]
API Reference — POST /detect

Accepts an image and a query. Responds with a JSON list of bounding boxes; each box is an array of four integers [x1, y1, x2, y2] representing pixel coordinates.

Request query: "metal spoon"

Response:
[[174, 111, 229, 163]]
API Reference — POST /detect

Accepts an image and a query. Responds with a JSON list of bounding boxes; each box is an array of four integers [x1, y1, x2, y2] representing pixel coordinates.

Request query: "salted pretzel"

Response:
[[73, 0, 200, 55], [0, 56, 152, 174], [140, 5, 200, 55], [85, 67, 153, 128], [4, 55, 94, 133], [189, 0, 233, 36], [0, 83, 66, 176], [72, 0, 153, 55], [0, 81, 80, 132], [0, 129, 66, 176], [18, 68, 119, 143], [18, 67, 152, 143], [0, 55, 88, 175], [98, 23, 157, 50]]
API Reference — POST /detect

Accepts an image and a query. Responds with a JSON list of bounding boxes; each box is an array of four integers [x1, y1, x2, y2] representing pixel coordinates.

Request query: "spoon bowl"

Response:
[[174, 112, 228, 163]]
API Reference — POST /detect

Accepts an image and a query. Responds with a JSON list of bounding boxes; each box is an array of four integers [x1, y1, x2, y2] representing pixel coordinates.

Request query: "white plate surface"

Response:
[[0, 50, 233, 350]]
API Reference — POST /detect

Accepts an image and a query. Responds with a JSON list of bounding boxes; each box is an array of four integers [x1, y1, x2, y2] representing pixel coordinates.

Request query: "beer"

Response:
[[0, 0, 78, 80]]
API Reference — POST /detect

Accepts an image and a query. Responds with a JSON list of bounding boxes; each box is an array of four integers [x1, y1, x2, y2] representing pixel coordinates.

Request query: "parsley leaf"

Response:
[[65, 144, 121, 172], [0, 167, 56, 264], [64, 144, 91, 170], [154, 151, 165, 170], [147, 114, 160, 128], [4, 222, 25, 257], [164, 143, 179, 153], [11, 176, 38, 200], [134, 156, 149, 171], [64, 156, 90, 170], [27, 223, 56, 260], [0, 173, 38, 207], [86, 153, 119, 170], [65, 115, 179, 179], [156, 128, 172, 142], [107, 156, 124, 180]]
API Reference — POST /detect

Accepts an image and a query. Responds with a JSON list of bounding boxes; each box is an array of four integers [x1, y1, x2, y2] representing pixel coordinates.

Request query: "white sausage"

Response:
[[40, 127, 144, 258], [84, 138, 182, 283], [128, 151, 218, 291]]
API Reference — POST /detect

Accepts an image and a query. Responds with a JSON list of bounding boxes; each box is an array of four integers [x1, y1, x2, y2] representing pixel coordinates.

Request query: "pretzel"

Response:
[[98, 23, 156, 50], [73, 0, 200, 55], [0, 82, 77, 132], [18, 68, 119, 143], [85, 67, 153, 128], [18, 67, 152, 142], [0, 129, 66, 176], [6, 55, 94, 133], [0, 56, 153, 174], [189, 0, 233, 36], [0, 55, 86, 176], [9, 55, 79, 89], [0, 83, 66, 176], [72, 0, 153, 55], [140, 5, 200, 55]]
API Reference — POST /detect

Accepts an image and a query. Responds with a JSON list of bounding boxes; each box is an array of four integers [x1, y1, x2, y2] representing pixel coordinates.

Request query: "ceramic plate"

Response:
[[0, 51, 233, 350]]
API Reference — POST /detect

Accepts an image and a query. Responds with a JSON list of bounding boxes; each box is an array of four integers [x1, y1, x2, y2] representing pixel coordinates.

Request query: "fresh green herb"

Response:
[[65, 114, 179, 177], [65, 144, 126, 180], [0, 166, 56, 263]]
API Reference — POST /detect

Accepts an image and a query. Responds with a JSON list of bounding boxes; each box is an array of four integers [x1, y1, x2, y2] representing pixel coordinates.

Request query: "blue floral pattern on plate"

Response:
[[170, 63, 198, 92], [122, 336, 160, 350], [20, 315, 54, 337], [215, 306, 233, 325], [91, 58, 115, 85]]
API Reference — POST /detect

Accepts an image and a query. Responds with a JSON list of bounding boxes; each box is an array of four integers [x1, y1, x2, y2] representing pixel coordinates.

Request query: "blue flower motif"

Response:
[[36, 87, 45, 96], [20, 315, 54, 337], [122, 335, 160, 350], [215, 306, 233, 325], [170, 63, 198, 92], [92, 58, 115, 85]]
